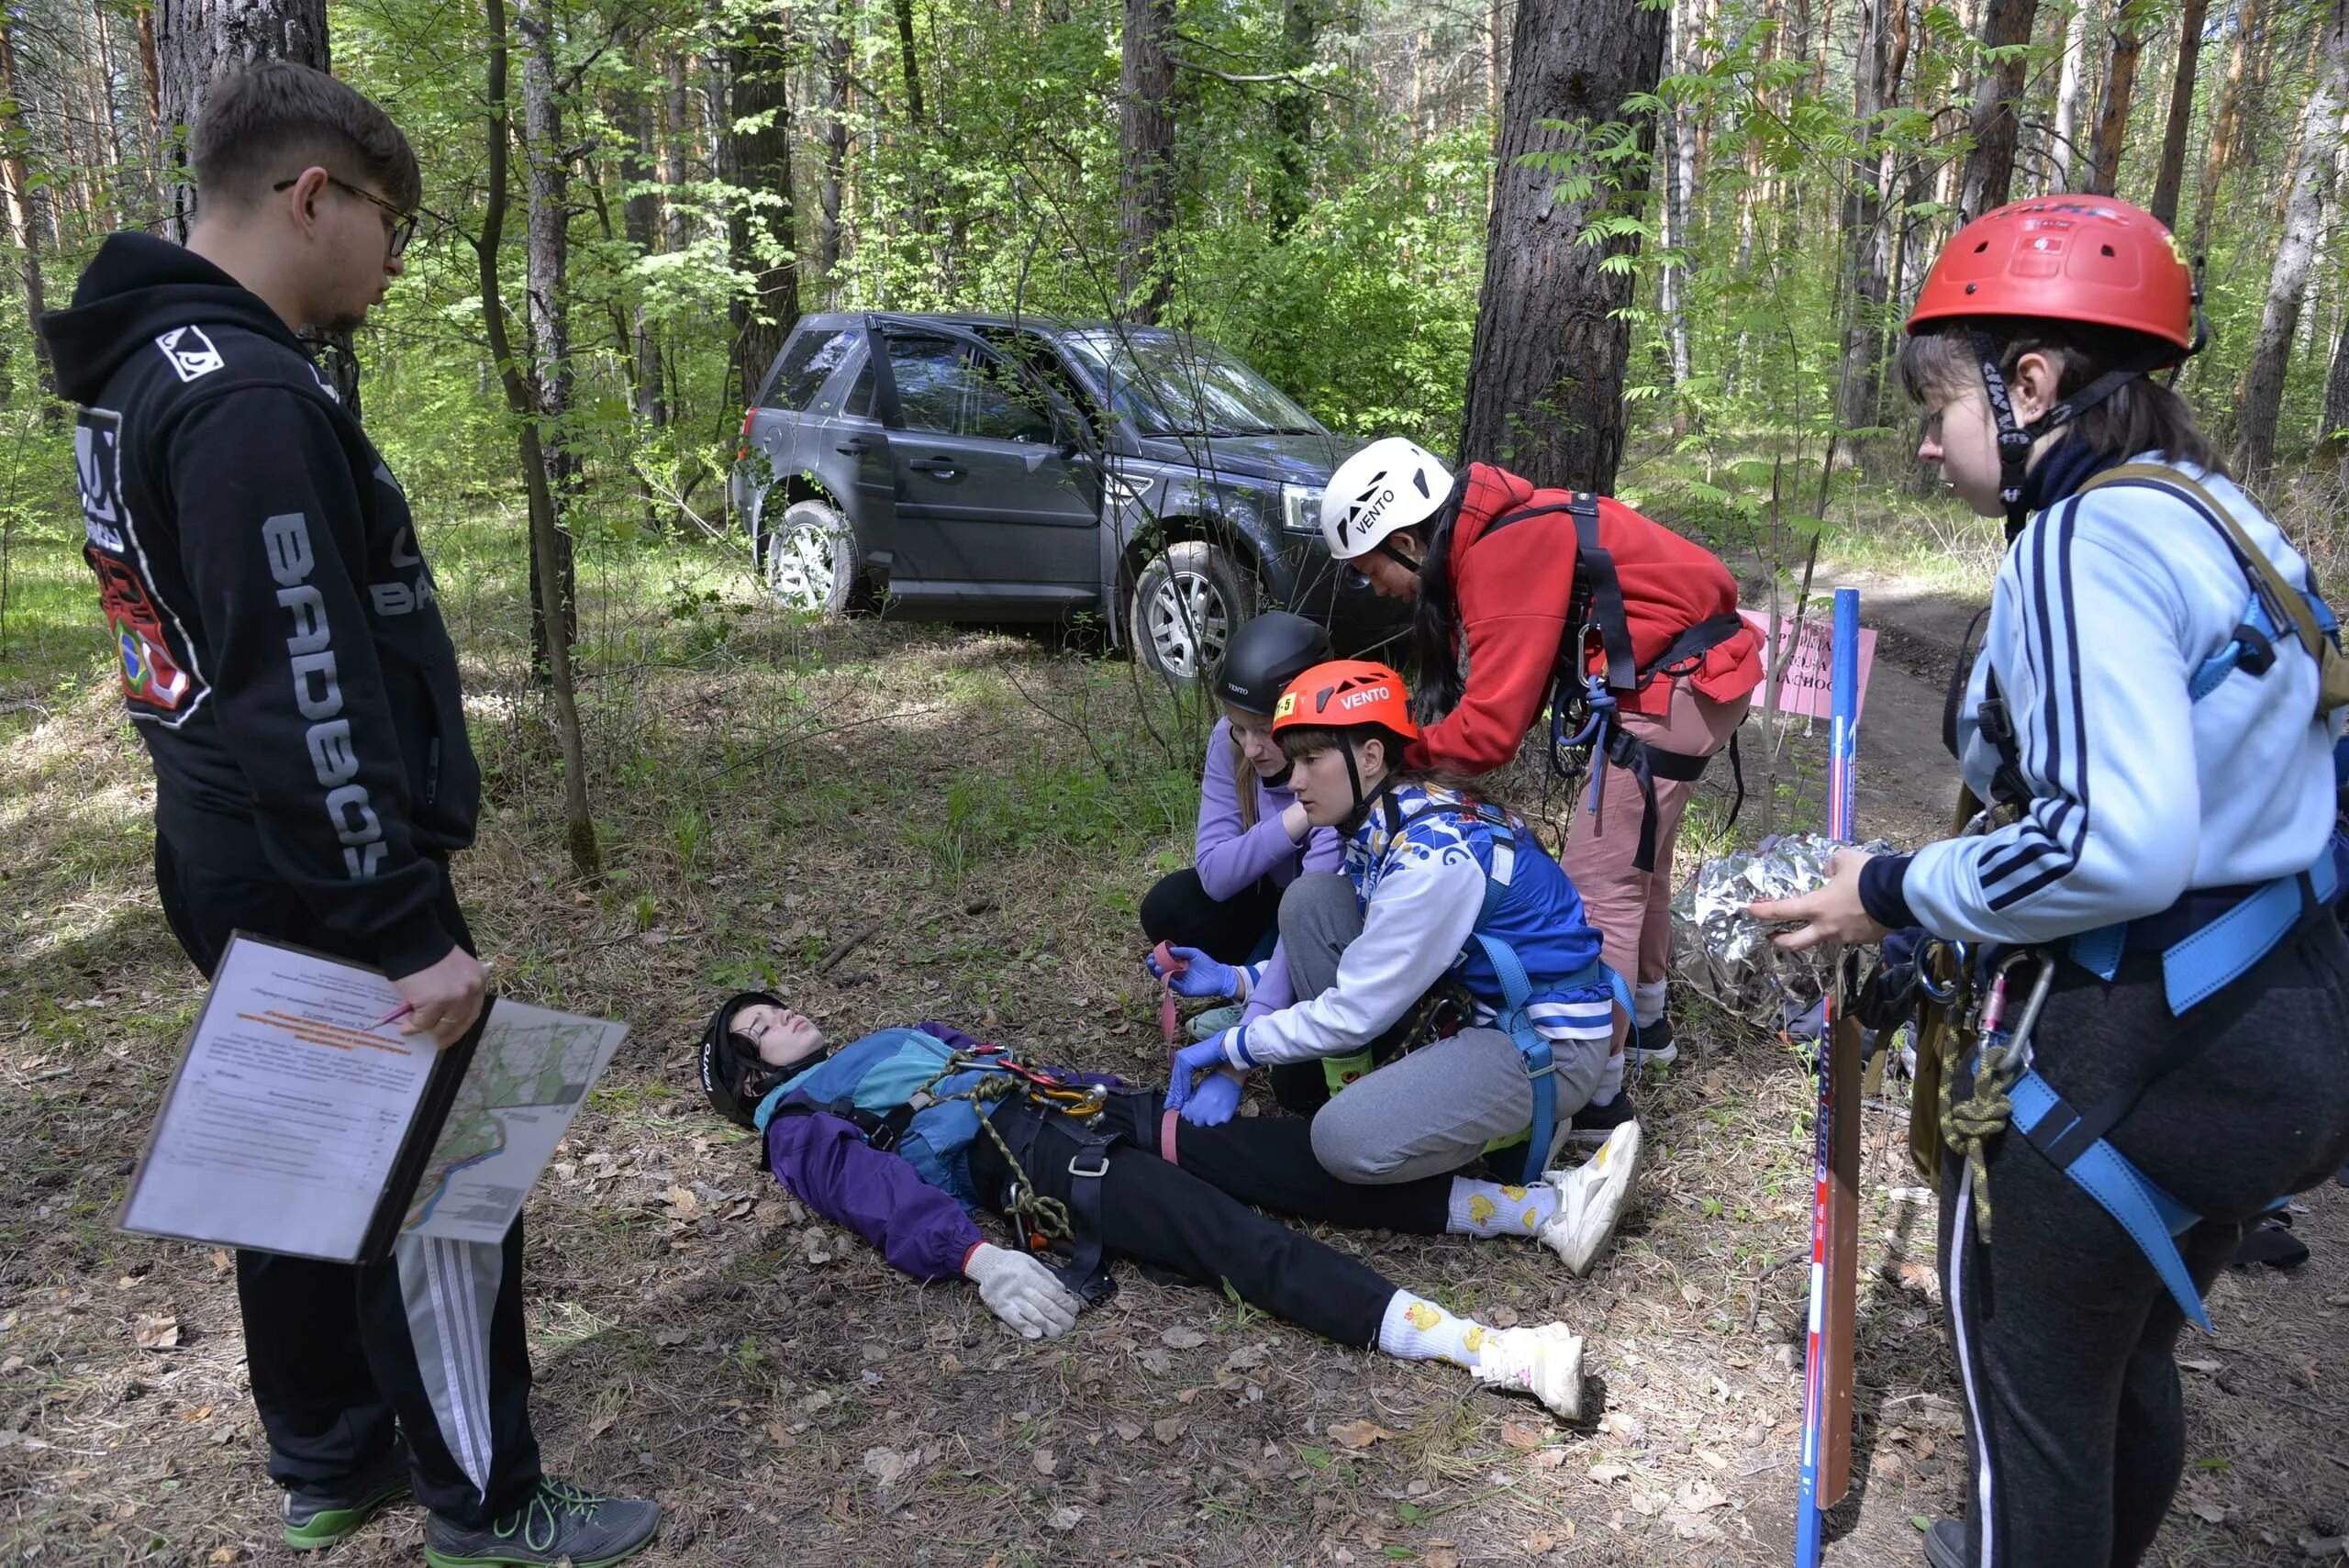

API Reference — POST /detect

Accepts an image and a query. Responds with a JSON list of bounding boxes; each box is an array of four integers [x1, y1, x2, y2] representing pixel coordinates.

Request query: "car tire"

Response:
[[1130, 538, 1258, 681], [759, 495, 871, 617]]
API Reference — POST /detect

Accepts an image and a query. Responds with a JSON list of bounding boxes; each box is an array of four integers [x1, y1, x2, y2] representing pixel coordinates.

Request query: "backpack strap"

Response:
[[2076, 463, 2344, 706]]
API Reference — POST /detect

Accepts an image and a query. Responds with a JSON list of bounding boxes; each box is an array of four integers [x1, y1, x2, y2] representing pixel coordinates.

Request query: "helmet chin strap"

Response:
[[1974, 329, 2173, 539], [1334, 742, 1406, 835]]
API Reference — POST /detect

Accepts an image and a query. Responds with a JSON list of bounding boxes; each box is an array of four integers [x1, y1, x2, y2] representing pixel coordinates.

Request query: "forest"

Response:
[[5, 1, 2349, 1564]]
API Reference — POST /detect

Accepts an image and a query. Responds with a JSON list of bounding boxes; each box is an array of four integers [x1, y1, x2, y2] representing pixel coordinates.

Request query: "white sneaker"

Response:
[[1473, 1323, 1585, 1420], [1538, 1119, 1642, 1276]]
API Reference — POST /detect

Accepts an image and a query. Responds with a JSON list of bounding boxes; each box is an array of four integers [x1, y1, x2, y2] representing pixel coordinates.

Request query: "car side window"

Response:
[[884, 335, 968, 434], [963, 354, 1056, 444]]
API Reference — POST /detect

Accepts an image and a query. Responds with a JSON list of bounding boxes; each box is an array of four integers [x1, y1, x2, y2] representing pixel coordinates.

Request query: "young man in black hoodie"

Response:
[[41, 62, 657, 1568]]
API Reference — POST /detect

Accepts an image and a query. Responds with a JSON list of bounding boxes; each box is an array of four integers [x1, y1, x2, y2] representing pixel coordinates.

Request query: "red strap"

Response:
[[1152, 940, 1186, 1047], [1159, 1107, 1181, 1168]]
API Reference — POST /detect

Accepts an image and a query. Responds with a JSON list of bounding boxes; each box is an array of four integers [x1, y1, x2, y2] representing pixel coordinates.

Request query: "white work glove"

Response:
[[963, 1242, 1085, 1340]]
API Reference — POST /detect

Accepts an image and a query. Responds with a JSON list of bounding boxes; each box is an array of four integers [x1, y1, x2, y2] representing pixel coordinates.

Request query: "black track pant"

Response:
[[969, 1095, 1453, 1346], [1139, 868, 1281, 962], [1937, 913, 2349, 1568], [154, 835, 541, 1526]]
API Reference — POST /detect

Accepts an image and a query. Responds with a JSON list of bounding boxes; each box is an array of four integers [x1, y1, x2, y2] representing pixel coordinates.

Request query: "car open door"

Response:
[[861, 314, 1102, 614]]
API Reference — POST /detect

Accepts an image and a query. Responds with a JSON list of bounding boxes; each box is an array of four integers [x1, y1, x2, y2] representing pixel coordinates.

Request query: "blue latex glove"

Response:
[[1164, 1032, 1235, 1112], [1146, 944, 1241, 1000], [1181, 1069, 1244, 1127]]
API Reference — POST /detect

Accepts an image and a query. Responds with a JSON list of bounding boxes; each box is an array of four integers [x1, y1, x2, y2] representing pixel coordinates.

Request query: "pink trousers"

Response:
[[1559, 678, 1751, 1051]]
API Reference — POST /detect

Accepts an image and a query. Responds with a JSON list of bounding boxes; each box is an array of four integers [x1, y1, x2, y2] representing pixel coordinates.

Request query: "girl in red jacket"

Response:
[[1318, 439, 1763, 1118]]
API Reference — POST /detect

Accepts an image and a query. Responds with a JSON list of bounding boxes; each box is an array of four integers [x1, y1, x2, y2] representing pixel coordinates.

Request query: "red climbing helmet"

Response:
[[1272, 660, 1421, 741], [1907, 195, 2197, 356]]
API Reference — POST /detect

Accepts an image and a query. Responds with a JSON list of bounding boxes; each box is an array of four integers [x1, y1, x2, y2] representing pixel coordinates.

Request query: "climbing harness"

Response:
[[1391, 795, 1631, 1183], [769, 1040, 1124, 1303], [1479, 494, 1746, 872]]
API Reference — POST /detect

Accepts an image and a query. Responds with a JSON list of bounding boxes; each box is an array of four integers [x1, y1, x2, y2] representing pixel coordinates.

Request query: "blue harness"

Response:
[[1445, 805, 1632, 1183], [1980, 470, 2349, 1331]]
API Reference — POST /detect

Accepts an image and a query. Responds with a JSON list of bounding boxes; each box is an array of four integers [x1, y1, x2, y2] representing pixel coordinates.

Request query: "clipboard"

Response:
[[118, 932, 513, 1264]]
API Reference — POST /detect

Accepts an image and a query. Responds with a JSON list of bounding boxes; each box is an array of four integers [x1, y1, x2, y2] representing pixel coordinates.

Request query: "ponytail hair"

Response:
[[1410, 507, 1467, 722]]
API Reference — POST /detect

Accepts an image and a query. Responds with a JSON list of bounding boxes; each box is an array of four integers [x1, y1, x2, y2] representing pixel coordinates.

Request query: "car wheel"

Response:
[[1130, 538, 1257, 681], [761, 496, 870, 617]]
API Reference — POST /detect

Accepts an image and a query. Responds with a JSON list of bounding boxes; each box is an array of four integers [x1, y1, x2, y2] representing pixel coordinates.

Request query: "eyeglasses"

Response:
[[273, 172, 418, 258]]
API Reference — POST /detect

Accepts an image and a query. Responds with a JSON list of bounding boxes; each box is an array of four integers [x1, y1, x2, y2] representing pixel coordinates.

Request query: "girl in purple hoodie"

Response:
[[1139, 613, 1343, 1109]]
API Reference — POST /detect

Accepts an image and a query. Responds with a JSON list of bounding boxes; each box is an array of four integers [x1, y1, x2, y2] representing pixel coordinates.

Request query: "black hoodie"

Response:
[[42, 233, 477, 979]]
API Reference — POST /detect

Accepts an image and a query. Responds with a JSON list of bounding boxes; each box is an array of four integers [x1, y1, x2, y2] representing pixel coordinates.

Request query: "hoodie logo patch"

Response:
[[154, 325, 224, 382], [74, 416, 125, 551]]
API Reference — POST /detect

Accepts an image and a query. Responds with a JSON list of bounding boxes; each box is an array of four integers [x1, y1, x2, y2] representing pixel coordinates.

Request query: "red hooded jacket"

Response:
[[1407, 463, 1765, 775]]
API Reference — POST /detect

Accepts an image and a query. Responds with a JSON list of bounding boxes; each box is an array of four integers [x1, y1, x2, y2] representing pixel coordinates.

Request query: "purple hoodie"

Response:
[[1195, 718, 1343, 898], [759, 1020, 1123, 1283]]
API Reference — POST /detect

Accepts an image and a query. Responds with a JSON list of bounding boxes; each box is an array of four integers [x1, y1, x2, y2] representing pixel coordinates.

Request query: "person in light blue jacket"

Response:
[[1754, 195, 2349, 1568]]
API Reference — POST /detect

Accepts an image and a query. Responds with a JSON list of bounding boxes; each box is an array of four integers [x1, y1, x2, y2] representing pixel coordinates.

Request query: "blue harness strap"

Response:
[[1454, 808, 1629, 1182], [2071, 835, 2345, 1007], [2009, 1071, 2212, 1332]]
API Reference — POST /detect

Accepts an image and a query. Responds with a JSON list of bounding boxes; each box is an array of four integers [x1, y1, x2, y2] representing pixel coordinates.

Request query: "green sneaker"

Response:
[[423, 1478, 660, 1568], [1186, 1003, 1244, 1042], [280, 1443, 413, 1550]]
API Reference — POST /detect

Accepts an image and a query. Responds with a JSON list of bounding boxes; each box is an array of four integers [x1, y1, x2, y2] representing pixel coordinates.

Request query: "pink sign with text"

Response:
[[1737, 608, 1876, 724]]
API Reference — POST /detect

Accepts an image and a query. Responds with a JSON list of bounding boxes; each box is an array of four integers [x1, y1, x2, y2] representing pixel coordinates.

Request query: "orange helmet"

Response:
[[1272, 660, 1421, 741], [1907, 195, 2196, 356]]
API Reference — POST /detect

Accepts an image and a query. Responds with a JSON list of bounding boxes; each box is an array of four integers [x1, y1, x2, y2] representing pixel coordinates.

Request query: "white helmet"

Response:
[[1319, 437, 1454, 562]]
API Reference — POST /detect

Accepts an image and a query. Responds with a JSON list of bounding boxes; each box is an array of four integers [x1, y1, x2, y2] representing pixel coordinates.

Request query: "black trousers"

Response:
[[1138, 868, 1329, 1114], [154, 835, 541, 1526], [969, 1095, 1453, 1347], [1139, 868, 1281, 962], [1937, 913, 2349, 1567]]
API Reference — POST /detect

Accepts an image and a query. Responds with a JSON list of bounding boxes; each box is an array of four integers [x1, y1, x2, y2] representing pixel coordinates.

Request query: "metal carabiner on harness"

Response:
[[1549, 623, 1618, 813], [1916, 938, 1973, 1004]]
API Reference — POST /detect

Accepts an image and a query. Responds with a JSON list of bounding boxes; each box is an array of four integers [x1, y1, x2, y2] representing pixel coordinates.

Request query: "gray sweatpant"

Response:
[[1278, 873, 1608, 1184]]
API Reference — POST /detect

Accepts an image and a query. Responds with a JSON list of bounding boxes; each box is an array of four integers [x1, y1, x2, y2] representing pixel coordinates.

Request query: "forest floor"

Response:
[[2, 515, 2345, 1568]]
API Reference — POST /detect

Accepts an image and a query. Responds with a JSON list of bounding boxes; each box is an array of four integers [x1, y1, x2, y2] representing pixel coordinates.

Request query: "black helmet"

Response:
[[699, 990, 791, 1129], [1217, 612, 1334, 715]]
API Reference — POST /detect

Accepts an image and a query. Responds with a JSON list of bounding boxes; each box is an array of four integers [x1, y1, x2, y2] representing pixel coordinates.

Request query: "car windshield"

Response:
[[1060, 332, 1319, 439]]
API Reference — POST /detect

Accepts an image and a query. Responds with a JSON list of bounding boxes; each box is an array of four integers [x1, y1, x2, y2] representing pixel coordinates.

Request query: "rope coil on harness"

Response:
[[1933, 951, 2056, 1242]]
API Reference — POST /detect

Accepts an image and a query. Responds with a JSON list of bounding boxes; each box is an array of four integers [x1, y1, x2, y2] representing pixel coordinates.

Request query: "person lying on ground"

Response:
[[1157, 661, 1637, 1208], [1138, 611, 1344, 1110], [698, 995, 1646, 1421]]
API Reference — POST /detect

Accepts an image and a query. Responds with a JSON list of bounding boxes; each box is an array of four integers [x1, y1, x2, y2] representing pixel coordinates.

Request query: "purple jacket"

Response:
[[1196, 717, 1342, 898], [760, 1020, 1120, 1283]]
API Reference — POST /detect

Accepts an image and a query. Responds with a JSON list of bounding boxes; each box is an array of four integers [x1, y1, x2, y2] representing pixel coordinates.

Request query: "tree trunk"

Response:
[[2147, 0, 2209, 224], [2190, 0, 2258, 259], [2320, 306, 2349, 468], [1118, 0, 1177, 321], [2087, 5, 2145, 195], [618, 69, 667, 428], [2050, 0, 2090, 190], [1458, 0, 1668, 490], [1661, 0, 1695, 433], [818, 0, 851, 287], [0, 11, 54, 399], [1837, 0, 1890, 436], [1269, 0, 1319, 239], [661, 50, 689, 254], [894, 0, 925, 122], [477, 0, 600, 884], [2233, 0, 2349, 484], [517, 0, 577, 673], [154, 0, 329, 240], [727, 5, 799, 406], [1958, 0, 2041, 217]]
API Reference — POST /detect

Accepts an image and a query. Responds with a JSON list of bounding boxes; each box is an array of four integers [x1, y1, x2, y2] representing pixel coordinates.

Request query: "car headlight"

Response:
[[1281, 482, 1325, 536]]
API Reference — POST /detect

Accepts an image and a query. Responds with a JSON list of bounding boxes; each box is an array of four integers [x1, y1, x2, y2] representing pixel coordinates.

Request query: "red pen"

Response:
[[370, 1001, 417, 1029]]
